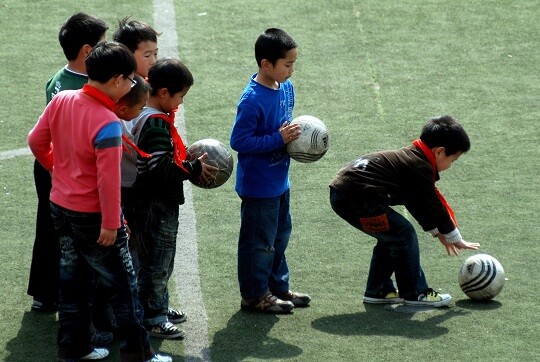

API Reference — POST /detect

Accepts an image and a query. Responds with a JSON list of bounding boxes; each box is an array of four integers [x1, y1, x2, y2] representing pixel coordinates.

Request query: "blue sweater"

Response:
[[230, 74, 295, 198]]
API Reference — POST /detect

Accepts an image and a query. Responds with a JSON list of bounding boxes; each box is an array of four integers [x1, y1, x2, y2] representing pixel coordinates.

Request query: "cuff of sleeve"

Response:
[[444, 229, 462, 244], [428, 228, 440, 237]]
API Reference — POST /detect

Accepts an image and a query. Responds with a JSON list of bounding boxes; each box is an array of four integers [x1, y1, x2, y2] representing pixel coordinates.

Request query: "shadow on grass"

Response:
[[311, 304, 467, 339], [454, 298, 503, 310], [210, 310, 303, 362], [5, 310, 58, 360]]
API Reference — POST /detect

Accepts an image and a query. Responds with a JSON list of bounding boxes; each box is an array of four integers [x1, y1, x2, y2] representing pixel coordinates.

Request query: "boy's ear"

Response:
[[433, 146, 446, 158], [81, 44, 93, 58], [157, 88, 169, 98], [260, 59, 270, 70], [115, 104, 127, 117]]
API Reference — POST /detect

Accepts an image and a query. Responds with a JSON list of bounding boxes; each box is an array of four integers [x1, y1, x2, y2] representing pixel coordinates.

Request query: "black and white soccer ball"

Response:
[[458, 254, 505, 300], [187, 138, 234, 189], [286, 115, 329, 163]]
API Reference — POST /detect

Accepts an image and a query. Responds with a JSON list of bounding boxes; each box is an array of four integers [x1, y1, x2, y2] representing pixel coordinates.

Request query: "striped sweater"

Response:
[[130, 107, 201, 205]]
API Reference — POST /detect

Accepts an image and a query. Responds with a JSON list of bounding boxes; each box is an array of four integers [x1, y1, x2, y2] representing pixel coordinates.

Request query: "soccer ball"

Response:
[[458, 254, 505, 300], [186, 138, 234, 189], [286, 115, 329, 163]]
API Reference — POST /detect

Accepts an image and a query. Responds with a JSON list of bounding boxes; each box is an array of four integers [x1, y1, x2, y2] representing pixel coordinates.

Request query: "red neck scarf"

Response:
[[412, 139, 457, 226], [82, 84, 151, 159], [151, 109, 190, 174]]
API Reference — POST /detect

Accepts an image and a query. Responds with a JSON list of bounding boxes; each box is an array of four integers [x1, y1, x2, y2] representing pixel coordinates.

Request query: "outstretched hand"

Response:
[[437, 234, 480, 256], [198, 152, 218, 186]]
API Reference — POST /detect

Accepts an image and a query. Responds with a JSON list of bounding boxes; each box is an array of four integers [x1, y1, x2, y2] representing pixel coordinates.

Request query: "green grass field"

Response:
[[1, 0, 539, 360]]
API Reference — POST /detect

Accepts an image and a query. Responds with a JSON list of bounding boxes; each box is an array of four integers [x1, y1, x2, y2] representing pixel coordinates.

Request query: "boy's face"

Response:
[[133, 40, 158, 78], [162, 86, 190, 113], [115, 91, 149, 121], [435, 148, 462, 172], [267, 47, 298, 83]]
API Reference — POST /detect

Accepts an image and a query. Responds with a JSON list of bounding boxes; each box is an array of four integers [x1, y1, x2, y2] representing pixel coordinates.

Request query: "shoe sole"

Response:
[[240, 304, 294, 314], [363, 297, 404, 304], [168, 316, 187, 324], [149, 331, 185, 339], [403, 297, 452, 307]]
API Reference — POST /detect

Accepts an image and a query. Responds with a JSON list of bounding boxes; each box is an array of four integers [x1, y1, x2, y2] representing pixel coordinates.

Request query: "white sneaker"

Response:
[[146, 354, 173, 362], [403, 288, 452, 307], [81, 348, 109, 360]]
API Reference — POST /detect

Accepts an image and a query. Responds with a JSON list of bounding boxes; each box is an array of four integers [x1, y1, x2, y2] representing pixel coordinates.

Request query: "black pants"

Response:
[[27, 160, 59, 304]]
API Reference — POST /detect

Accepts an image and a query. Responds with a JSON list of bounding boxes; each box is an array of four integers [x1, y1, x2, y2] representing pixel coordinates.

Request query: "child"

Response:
[[113, 17, 160, 79], [29, 12, 108, 313], [114, 17, 191, 327], [329, 115, 480, 307], [229, 28, 311, 314], [128, 58, 217, 338], [28, 41, 171, 362]]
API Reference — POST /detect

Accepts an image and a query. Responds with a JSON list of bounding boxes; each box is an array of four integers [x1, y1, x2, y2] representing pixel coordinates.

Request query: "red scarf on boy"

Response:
[[82, 84, 151, 159], [150, 109, 190, 174], [412, 139, 457, 226]]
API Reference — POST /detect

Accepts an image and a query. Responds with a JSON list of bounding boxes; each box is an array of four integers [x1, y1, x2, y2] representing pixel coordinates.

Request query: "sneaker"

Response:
[[91, 330, 114, 346], [31, 299, 57, 313], [404, 288, 452, 307], [166, 308, 187, 323], [363, 291, 404, 304], [81, 348, 109, 360], [145, 354, 173, 362], [148, 321, 185, 339], [241, 292, 294, 314], [274, 290, 311, 307]]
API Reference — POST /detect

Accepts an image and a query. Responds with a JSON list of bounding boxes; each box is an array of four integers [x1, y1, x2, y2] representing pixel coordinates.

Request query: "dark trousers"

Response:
[[27, 160, 59, 304], [51, 203, 153, 361]]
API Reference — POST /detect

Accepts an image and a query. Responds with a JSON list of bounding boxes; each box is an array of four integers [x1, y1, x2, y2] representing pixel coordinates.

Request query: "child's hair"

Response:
[[254, 28, 297, 67], [112, 17, 160, 53], [58, 13, 108, 61], [147, 58, 193, 96], [117, 74, 149, 106], [420, 115, 471, 155], [86, 41, 137, 83]]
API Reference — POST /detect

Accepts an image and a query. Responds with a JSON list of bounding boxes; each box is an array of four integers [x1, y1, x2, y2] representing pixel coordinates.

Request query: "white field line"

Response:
[[0, 147, 31, 161], [153, 1, 211, 361]]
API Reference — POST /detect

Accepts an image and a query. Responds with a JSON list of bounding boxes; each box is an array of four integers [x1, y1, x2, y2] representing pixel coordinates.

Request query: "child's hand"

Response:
[[279, 121, 302, 144], [198, 152, 218, 186], [97, 228, 117, 247], [437, 235, 480, 256]]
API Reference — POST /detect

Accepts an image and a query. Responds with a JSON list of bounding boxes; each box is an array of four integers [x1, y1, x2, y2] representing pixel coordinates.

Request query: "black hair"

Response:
[[147, 58, 193, 96], [118, 74, 149, 106], [420, 115, 471, 155], [86, 41, 137, 83], [254, 28, 297, 67], [58, 13, 108, 61], [113, 16, 160, 53]]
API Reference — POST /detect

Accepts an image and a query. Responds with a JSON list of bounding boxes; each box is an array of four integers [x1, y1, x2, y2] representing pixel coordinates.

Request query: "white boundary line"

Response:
[[153, 2, 211, 361], [0, 147, 31, 161]]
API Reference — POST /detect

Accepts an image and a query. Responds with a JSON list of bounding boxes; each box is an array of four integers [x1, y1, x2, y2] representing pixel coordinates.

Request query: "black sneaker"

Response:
[[274, 290, 311, 307], [241, 292, 294, 314], [91, 330, 114, 346], [403, 288, 452, 307], [166, 308, 187, 324], [148, 321, 185, 339]]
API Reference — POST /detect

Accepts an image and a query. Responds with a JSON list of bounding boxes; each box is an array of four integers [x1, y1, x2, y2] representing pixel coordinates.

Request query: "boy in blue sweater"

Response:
[[230, 28, 311, 314]]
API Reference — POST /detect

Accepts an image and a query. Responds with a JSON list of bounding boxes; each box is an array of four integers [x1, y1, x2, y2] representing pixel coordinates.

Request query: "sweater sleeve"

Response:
[[28, 108, 54, 171], [94, 122, 122, 230]]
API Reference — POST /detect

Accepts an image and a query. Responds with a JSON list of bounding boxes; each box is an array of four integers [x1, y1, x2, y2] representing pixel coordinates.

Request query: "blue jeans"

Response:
[[50, 202, 152, 361], [237, 190, 292, 300], [130, 199, 179, 326], [329, 188, 428, 300]]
